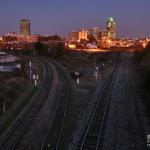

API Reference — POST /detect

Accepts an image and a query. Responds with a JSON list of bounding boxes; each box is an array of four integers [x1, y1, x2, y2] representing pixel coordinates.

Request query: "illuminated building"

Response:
[[20, 19, 30, 36], [100, 30, 108, 41], [88, 27, 100, 41], [17, 35, 39, 43], [68, 44, 76, 49], [107, 17, 116, 40], [99, 30, 110, 48], [78, 29, 88, 41], [69, 31, 79, 41], [69, 29, 88, 42], [28, 35, 39, 43]]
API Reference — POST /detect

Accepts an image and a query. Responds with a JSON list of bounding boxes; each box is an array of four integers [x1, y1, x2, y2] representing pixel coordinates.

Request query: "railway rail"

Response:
[[78, 63, 119, 150], [125, 54, 147, 150], [40, 59, 69, 150], [0, 59, 53, 150]]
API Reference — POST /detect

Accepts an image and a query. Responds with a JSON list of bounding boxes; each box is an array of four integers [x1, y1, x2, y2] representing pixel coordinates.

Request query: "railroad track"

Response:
[[77, 63, 119, 150], [40, 59, 69, 150], [0, 59, 53, 150], [125, 54, 147, 150]]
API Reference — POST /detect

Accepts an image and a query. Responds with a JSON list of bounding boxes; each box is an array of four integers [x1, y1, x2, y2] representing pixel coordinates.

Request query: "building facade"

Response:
[[20, 19, 30, 36], [88, 27, 100, 41], [107, 17, 116, 40], [78, 29, 88, 41], [69, 31, 79, 41]]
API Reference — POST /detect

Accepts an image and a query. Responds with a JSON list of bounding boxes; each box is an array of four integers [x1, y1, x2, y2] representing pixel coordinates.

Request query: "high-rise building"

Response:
[[88, 27, 100, 41], [107, 17, 116, 40], [20, 19, 30, 36], [69, 31, 79, 41], [100, 30, 108, 41], [78, 29, 88, 41], [69, 29, 88, 42]]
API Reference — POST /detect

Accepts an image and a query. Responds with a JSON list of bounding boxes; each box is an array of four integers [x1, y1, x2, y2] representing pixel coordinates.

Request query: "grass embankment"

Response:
[[0, 86, 37, 136]]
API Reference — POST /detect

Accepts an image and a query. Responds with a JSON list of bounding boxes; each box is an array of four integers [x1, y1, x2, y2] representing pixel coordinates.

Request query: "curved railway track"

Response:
[[40, 59, 69, 150], [77, 63, 119, 150], [0, 59, 53, 150]]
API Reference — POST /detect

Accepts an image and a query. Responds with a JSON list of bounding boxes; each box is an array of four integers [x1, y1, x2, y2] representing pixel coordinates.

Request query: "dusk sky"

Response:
[[0, 0, 150, 38]]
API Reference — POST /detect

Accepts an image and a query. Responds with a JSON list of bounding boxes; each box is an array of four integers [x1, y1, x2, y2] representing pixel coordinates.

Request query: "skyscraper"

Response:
[[78, 29, 88, 41], [20, 19, 30, 36], [107, 17, 116, 40]]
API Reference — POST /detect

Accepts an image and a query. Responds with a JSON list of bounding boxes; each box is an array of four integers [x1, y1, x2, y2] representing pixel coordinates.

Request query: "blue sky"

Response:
[[0, 0, 150, 38]]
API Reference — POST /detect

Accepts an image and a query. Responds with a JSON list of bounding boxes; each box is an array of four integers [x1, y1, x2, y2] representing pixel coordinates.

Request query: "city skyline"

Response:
[[0, 0, 150, 38]]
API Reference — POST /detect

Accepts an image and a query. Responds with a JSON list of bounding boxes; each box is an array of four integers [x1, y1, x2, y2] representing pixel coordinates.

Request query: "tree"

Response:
[[34, 41, 48, 55], [87, 35, 96, 43], [39, 35, 62, 41], [51, 43, 65, 58], [49, 35, 62, 41]]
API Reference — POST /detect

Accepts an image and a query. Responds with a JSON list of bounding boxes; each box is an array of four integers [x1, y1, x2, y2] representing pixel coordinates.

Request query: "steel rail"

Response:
[[79, 63, 119, 150], [40, 59, 69, 150], [0, 59, 53, 150], [125, 54, 147, 150]]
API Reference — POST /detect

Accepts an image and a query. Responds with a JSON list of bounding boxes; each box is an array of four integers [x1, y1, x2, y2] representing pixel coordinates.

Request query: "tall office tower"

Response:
[[107, 17, 116, 40], [78, 29, 88, 41], [20, 19, 30, 35]]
